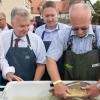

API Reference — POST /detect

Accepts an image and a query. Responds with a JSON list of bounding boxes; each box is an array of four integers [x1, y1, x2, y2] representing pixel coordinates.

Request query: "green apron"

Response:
[[64, 35, 100, 80]]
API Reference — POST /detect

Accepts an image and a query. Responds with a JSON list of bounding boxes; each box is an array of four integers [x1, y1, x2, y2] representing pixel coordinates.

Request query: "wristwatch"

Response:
[[96, 83, 100, 90]]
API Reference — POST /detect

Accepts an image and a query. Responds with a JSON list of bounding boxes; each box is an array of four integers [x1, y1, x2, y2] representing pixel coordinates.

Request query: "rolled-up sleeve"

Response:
[[0, 36, 15, 79], [47, 27, 71, 61]]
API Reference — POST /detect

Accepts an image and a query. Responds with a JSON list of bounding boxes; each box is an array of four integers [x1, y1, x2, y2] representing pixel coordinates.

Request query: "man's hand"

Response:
[[54, 82, 70, 98], [83, 84, 100, 98], [6, 72, 23, 81]]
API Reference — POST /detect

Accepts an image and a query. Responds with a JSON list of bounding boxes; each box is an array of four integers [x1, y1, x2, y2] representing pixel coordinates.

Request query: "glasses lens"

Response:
[[81, 27, 88, 31], [72, 27, 78, 31], [72, 27, 88, 31]]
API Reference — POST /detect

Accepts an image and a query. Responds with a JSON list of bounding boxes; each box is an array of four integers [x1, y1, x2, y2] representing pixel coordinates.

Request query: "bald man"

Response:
[[46, 3, 100, 98]]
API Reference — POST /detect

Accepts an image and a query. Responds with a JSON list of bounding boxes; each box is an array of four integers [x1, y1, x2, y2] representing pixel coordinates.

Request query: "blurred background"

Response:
[[0, 0, 99, 25]]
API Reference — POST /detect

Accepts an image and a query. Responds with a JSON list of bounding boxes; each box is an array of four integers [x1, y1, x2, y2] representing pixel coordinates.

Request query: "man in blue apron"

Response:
[[1, 6, 46, 84], [46, 3, 100, 99], [35, 1, 69, 80]]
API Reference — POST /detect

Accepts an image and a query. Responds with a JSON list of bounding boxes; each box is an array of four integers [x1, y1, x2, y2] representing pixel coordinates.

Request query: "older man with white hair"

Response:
[[46, 3, 100, 99]]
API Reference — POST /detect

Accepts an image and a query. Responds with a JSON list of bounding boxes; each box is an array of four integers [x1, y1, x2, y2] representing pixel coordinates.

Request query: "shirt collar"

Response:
[[70, 25, 95, 37], [13, 32, 26, 42], [44, 23, 59, 33]]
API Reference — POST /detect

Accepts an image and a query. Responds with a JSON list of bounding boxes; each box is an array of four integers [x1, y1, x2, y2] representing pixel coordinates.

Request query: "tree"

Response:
[[92, 0, 100, 24], [94, 0, 100, 13]]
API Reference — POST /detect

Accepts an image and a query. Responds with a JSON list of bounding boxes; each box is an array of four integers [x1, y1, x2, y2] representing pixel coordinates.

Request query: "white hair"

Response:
[[69, 3, 92, 20], [11, 6, 30, 20]]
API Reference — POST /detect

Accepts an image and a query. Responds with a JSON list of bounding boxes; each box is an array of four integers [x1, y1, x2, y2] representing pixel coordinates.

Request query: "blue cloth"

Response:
[[47, 25, 100, 61], [35, 23, 70, 80], [35, 23, 70, 42]]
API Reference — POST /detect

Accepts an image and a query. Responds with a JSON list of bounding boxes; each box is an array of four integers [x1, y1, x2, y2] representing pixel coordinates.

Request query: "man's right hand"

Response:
[[6, 72, 23, 81], [54, 82, 70, 98]]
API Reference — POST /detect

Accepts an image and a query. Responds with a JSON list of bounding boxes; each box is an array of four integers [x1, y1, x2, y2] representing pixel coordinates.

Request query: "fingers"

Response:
[[66, 87, 71, 94], [81, 85, 92, 98], [63, 87, 71, 99], [11, 75, 23, 81], [81, 84, 90, 90], [54, 83, 71, 99], [7, 74, 23, 81], [7, 77, 12, 82]]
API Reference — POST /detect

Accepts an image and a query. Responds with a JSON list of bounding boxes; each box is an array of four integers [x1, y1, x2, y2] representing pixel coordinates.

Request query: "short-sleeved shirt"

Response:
[[47, 25, 100, 61], [2, 29, 46, 64], [35, 23, 70, 43]]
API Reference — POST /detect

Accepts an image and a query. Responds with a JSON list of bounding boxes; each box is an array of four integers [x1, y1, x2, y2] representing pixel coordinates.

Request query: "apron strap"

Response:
[[92, 25, 97, 49], [41, 31, 45, 40], [26, 34, 31, 47], [41, 24, 60, 40], [10, 32, 31, 47], [67, 28, 72, 50], [10, 33, 13, 47]]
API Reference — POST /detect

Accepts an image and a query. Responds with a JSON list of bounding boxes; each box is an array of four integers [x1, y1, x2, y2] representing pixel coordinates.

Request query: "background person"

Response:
[[0, 12, 12, 33]]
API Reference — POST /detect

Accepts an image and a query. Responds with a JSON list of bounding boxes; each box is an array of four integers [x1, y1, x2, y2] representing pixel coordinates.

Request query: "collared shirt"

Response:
[[47, 25, 100, 61], [35, 23, 70, 42], [0, 35, 15, 79], [2, 29, 46, 66], [0, 25, 9, 34]]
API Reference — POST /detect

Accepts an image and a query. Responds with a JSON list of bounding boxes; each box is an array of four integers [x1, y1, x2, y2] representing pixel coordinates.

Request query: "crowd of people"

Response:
[[0, 1, 100, 99]]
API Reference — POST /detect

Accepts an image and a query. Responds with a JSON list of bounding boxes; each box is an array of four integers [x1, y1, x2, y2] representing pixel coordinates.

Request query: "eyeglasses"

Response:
[[72, 26, 89, 31]]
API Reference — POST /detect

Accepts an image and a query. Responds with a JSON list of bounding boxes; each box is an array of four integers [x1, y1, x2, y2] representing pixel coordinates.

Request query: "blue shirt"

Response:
[[47, 25, 100, 61], [35, 23, 70, 42]]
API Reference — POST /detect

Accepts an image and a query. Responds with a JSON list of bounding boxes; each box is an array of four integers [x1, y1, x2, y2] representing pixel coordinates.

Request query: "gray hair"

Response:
[[0, 12, 6, 19], [11, 6, 30, 20], [69, 3, 92, 19]]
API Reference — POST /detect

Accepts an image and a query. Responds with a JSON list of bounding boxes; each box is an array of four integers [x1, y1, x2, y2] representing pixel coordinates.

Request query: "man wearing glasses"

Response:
[[47, 3, 100, 99]]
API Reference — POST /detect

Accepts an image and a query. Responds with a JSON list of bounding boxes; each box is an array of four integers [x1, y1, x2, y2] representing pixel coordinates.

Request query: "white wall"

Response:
[[0, 0, 25, 24]]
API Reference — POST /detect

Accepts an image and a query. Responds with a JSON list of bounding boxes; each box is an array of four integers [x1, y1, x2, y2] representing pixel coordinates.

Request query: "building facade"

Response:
[[0, 0, 26, 24], [31, 0, 82, 14]]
